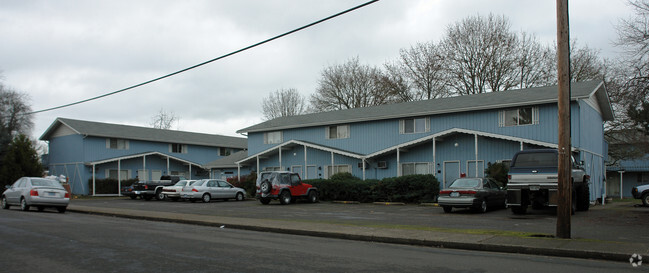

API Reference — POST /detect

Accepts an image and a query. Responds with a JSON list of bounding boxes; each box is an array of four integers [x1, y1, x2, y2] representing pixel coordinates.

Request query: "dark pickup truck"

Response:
[[127, 175, 186, 200]]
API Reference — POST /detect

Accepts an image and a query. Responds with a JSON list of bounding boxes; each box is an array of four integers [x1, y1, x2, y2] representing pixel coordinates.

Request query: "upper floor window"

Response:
[[326, 125, 350, 139], [264, 131, 282, 144], [107, 138, 129, 150], [499, 107, 539, 127], [219, 147, 231, 156], [170, 143, 187, 154], [400, 117, 429, 134]]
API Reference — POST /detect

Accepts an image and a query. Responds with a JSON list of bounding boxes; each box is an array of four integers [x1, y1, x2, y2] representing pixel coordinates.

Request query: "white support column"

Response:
[[520, 141, 524, 151], [474, 134, 479, 177], [432, 137, 436, 176], [92, 164, 96, 196], [279, 147, 283, 170], [397, 148, 401, 177], [118, 159, 121, 195], [619, 171, 625, 200], [166, 157, 170, 175], [143, 155, 146, 180], [237, 164, 241, 182], [304, 146, 308, 179], [256, 156, 260, 173], [189, 164, 192, 179], [331, 152, 335, 177]]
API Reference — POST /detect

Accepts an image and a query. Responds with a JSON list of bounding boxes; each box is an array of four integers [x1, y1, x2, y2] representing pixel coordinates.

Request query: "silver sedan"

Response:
[[181, 179, 246, 203], [2, 177, 70, 213]]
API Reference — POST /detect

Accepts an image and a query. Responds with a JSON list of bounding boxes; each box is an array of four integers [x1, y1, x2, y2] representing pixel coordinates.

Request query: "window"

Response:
[[401, 162, 430, 176], [499, 107, 538, 127], [263, 166, 281, 171], [107, 169, 129, 180], [170, 143, 187, 153], [264, 131, 282, 144], [400, 117, 429, 134], [107, 138, 128, 150], [325, 165, 351, 178], [326, 125, 350, 139], [639, 172, 649, 183], [219, 147, 231, 156]]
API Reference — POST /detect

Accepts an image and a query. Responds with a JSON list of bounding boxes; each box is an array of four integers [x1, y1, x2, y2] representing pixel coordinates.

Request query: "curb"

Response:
[[67, 207, 633, 263], [372, 202, 406, 206]]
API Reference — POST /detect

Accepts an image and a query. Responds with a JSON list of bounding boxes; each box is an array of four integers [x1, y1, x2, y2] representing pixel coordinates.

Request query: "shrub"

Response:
[[227, 173, 257, 197], [305, 174, 439, 203], [88, 178, 138, 195], [485, 162, 509, 187]]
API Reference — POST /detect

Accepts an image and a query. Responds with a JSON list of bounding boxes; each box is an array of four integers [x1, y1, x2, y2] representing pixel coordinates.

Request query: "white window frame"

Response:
[[106, 138, 129, 150], [263, 166, 281, 171], [218, 147, 231, 156], [399, 117, 430, 134], [499, 107, 539, 127], [264, 131, 283, 144], [325, 164, 351, 179], [400, 162, 431, 176], [325, 124, 350, 139], [106, 169, 130, 180], [169, 143, 188, 154]]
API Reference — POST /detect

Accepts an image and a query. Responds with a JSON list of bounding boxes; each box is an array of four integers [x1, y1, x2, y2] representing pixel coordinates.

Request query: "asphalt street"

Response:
[[0, 208, 641, 273]]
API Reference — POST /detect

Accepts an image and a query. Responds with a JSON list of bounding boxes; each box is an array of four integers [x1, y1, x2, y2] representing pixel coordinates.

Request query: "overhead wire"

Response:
[[27, 0, 380, 115]]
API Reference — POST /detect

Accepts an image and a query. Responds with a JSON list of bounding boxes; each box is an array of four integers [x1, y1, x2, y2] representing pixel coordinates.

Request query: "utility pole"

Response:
[[556, 0, 572, 239]]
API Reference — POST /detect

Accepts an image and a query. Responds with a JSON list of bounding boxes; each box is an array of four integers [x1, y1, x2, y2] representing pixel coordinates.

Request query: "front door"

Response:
[[443, 161, 461, 189]]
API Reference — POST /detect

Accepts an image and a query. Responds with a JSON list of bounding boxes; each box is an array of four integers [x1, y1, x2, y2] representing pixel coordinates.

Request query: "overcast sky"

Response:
[[0, 0, 634, 145]]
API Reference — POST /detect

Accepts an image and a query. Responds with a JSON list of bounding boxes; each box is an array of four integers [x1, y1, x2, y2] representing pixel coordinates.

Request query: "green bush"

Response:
[[485, 162, 509, 187], [227, 173, 257, 197], [305, 174, 439, 203], [88, 178, 138, 194]]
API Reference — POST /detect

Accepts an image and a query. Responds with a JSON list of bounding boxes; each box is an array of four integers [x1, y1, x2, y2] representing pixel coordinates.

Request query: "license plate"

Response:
[[48, 192, 56, 196], [530, 185, 540, 191], [450, 192, 460, 197]]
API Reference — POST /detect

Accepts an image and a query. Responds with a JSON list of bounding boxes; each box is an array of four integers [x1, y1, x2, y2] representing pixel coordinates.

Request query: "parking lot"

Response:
[[70, 197, 649, 244]]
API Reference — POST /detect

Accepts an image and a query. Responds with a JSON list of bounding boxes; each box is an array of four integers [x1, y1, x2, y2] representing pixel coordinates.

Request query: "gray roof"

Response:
[[41, 118, 247, 149], [204, 150, 248, 169], [238, 81, 613, 134]]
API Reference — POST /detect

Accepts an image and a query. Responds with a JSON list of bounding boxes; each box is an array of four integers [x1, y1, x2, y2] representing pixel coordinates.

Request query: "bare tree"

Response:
[[0, 81, 34, 164], [440, 13, 520, 95], [515, 32, 555, 89], [392, 42, 448, 100], [150, 108, 179, 130], [261, 88, 307, 120], [310, 57, 396, 111]]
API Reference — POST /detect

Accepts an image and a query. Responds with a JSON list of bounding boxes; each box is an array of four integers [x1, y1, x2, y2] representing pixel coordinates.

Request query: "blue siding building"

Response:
[[40, 118, 248, 195], [236, 81, 614, 201]]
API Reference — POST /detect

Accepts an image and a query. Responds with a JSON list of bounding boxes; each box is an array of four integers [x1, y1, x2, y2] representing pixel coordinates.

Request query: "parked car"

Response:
[[180, 179, 246, 203], [162, 180, 196, 201], [256, 171, 318, 205], [1, 177, 70, 213], [632, 184, 649, 206], [438, 177, 506, 213]]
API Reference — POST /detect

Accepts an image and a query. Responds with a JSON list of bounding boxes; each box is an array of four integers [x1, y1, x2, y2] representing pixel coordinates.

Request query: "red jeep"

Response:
[[256, 171, 318, 205]]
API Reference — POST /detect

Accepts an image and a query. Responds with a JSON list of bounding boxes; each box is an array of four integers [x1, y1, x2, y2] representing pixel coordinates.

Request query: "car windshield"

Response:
[[449, 179, 481, 189], [30, 178, 63, 188]]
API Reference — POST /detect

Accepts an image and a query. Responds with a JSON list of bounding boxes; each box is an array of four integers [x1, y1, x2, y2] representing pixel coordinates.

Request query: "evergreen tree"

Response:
[[0, 134, 43, 187]]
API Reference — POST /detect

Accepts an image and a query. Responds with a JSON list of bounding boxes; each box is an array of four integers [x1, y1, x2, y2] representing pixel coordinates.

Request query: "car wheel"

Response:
[[37, 206, 45, 212], [20, 198, 30, 211], [279, 190, 291, 205], [57, 207, 66, 213], [511, 205, 527, 215], [202, 193, 211, 203], [260, 180, 272, 194], [155, 190, 165, 201], [260, 197, 271, 205], [475, 200, 487, 213], [442, 206, 452, 213], [642, 193, 649, 206], [236, 192, 244, 201], [1, 196, 9, 210], [308, 191, 318, 203]]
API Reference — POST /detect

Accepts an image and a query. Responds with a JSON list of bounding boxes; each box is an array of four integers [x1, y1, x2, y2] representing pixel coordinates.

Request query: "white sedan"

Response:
[[161, 180, 196, 201]]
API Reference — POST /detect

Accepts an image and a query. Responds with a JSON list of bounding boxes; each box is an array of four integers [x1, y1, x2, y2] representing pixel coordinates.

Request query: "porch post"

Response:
[[397, 148, 401, 177], [331, 152, 334, 177], [304, 146, 308, 179], [474, 134, 479, 177], [362, 158, 366, 181], [237, 164, 241, 182], [143, 155, 146, 180], [166, 156, 170, 174], [279, 146, 283, 170], [256, 156, 260, 173], [619, 171, 625, 200], [432, 137, 436, 176], [118, 159, 121, 196], [93, 164, 96, 196], [189, 164, 192, 179]]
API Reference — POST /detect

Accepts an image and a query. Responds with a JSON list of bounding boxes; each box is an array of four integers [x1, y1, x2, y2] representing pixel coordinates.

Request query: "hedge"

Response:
[[304, 173, 439, 203], [88, 178, 138, 194], [227, 173, 257, 198]]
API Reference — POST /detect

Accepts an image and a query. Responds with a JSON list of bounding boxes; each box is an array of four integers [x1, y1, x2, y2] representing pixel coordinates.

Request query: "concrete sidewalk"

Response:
[[67, 203, 648, 263]]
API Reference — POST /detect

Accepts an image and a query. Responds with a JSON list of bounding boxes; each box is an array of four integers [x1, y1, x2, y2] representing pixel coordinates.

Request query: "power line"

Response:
[[27, 0, 380, 115]]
